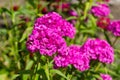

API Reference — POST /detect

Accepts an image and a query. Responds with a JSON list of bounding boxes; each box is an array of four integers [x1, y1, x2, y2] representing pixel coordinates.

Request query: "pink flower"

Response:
[[39, 32, 66, 56], [91, 3, 110, 17], [26, 26, 66, 56], [82, 38, 114, 64], [69, 10, 78, 17], [54, 45, 90, 71], [26, 35, 40, 53], [35, 12, 76, 38], [100, 74, 112, 80], [26, 12, 76, 56], [68, 45, 90, 71], [54, 55, 69, 68], [97, 17, 110, 30], [108, 20, 120, 36]]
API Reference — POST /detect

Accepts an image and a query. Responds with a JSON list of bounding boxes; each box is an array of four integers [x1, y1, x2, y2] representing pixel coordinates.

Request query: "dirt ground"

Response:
[[110, 4, 120, 20]]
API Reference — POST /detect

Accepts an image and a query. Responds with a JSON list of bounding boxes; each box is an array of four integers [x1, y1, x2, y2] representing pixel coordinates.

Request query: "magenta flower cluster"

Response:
[[54, 39, 114, 71], [108, 20, 120, 36], [91, 3, 110, 17], [54, 45, 90, 71], [82, 38, 114, 64], [91, 2, 120, 37], [100, 74, 112, 80], [96, 18, 120, 37], [26, 12, 76, 56], [26, 12, 114, 72], [34, 12, 76, 38], [96, 19, 120, 37]]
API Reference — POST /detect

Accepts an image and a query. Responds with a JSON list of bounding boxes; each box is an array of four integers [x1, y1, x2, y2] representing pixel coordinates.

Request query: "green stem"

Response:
[[104, 66, 108, 74], [104, 30, 112, 45], [95, 63, 101, 72], [45, 59, 50, 80], [2, 13, 8, 28], [112, 37, 119, 47], [33, 53, 41, 80], [34, 63, 39, 79]]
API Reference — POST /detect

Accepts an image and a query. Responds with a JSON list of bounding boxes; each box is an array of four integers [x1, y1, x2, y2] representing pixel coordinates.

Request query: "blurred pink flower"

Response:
[[100, 74, 112, 80], [35, 12, 76, 38], [91, 3, 110, 17], [108, 20, 120, 36], [97, 17, 110, 30], [54, 45, 90, 71], [82, 38, 114, 64], [69, 10, 78, 17], [26, 12, 76, 56]]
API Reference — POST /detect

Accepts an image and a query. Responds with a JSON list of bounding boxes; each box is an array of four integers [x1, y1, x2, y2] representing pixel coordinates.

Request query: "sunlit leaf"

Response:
[[19, 27, 33, 42], [50, 69, 68, 80]]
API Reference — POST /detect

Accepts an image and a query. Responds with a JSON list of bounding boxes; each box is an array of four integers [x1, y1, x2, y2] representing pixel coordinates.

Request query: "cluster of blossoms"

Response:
[[82, 38, 114, 64], [91, 3, 120, 37], [108, 20, 120, 36], [91, 3, 111, 30], [100, 74, 112, 80], [54, 38, 114, 71], [26, 12, 76, 56], [91, 3, 110, 17], [54, 45, 90, 71], [26, 12, 114, 78]]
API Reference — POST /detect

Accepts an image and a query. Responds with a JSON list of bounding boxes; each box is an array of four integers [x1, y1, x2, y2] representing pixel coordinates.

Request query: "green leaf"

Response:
[[115, 49, 120, 53], [93, 74, 102, 80], [25, 60, 34, 70], [11, 74, 19, 80], [27, 0, 36, 8], [0, 7, 12, 15], [34, 74, 40, 80], [0, 74, 8, 80], [0, 29, 7, 35], [44, 64, 50, 80], [0, 69, 8, 74], [50, 69, 68, 80], [66, 16, 77, 21], [108, 69, 120, 78], [19, 70, 33, 74], [83, 2, 90, 19], [80, 29, 95, 35], [19, 27, 33, 42], [36, 69, 47, 80], [22, 74, 30, 80], [37, 13, 43, 17], [88, 14, 97, 28]]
